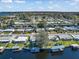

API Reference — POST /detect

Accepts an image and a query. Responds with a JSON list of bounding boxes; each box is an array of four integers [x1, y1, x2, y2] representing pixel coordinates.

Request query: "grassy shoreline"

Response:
[[0, 40, 79, 49]]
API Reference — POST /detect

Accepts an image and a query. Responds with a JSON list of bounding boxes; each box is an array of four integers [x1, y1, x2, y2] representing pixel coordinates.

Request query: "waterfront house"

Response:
[[0, 36, 11, 43], [0, 29, 14, 33], [71, 34, 79, 40], [3, 29, 15, 32], [57, 34, 73, 40], [0, 39, 10, 43], [48, 34, 59, 41], [12, 36, 28, 43]]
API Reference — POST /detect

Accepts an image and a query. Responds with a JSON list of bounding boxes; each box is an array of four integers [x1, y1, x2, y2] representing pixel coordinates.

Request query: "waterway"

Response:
[[0, 48, 79, 59]]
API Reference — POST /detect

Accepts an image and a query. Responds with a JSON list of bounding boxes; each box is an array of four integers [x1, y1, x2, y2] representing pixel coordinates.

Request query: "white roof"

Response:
[[47, 28, 55, 30], [15, 22, 24, 24], [3, 29, 15, 32], [63, 26, 78, 30], [71, 35, 79, 39], [13, 36, 28, 42], [25, 28, 33, 31], [57, 34, 73, 39], [36, 28, 44, 31], [0, 39, 10, 42], [0, 37, 12, 40], [48, 34, 59, 40]]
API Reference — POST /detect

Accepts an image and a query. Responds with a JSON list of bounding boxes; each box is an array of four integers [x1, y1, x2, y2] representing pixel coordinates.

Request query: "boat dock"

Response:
[[50, 45, 65, 53]]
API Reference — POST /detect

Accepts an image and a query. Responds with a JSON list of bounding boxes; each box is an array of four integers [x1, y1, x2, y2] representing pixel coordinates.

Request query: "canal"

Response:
[[0, 48, 79, 59]]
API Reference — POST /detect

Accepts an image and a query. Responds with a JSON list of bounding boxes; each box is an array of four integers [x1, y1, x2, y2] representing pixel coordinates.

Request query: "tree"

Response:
[[35, 30, 49, 48], [37, 21, 44, 28], [37, 20, 47, 31]]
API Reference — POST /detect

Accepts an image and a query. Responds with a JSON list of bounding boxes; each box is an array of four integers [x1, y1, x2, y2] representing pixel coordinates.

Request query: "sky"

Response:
[[0, 0, 79, 12]]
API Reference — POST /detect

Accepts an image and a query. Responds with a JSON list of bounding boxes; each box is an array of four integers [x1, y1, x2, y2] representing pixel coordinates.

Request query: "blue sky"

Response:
[[0, 0, 79, 12]]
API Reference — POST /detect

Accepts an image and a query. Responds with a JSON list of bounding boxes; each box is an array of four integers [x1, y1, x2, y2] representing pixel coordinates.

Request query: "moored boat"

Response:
[[12, 46, 22, 52], [0, 47, 5, 53], [70, 44, 79, 50], [50, 45, 65, 53], [30, 47, 40, 53]]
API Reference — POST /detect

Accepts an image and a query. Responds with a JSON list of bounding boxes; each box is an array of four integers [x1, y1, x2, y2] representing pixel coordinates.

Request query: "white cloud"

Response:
[[14, 0, 26, 3], [1, 0, 12, 3]]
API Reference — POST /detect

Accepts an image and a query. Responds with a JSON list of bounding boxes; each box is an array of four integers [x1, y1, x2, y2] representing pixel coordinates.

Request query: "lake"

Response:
[[0, 48, 79, 59]]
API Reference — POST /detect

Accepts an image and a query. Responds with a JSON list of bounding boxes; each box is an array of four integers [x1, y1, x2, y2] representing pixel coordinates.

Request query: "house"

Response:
[[12, 36, 28, 43], [56, 34, 73, 40], [63, 26, 79, 31], [48, 34, 59, 41], [25, 28, 34, 32], [0, 39, 10, 43], [3, 29, 15, 32], [46, 28, 55, 31], [0, 36, 11, 43], [71, 34, 79, 40]]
